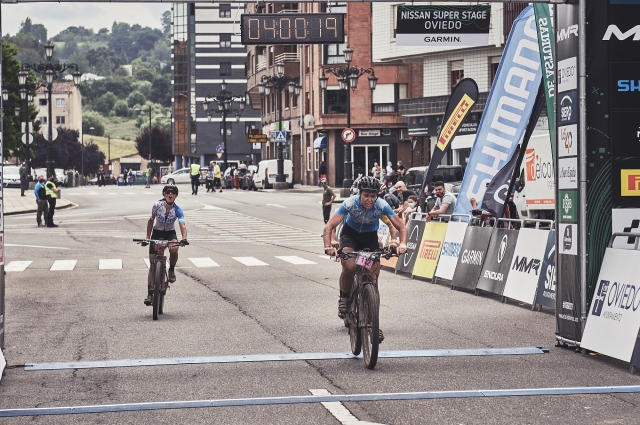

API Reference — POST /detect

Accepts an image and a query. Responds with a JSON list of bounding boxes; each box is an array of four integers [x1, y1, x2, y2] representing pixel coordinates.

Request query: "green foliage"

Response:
[[19, 18, 47, 44], [82, 111, 106, 136], [67, 52, 90, 76], [4, 33, 43, 65], [135, 68, 156, 82], [148, 74, 171, 107], [135, 125, 172, 163], [127, 90, 146, 107], [93, 92, 118, 115], [113, 100, 129, 117], [162, 11, 171, 34], [31, 128, 105, 175], [86, 47, 122, 76]]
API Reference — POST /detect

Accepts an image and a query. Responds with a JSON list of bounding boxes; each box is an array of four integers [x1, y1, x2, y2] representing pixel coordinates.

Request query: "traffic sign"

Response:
[[21, 134, 32, 145], [342, 128, 356, 143], [216, 152, 223, 159], [216, 143, 225, 153], [42, 127, 58, 142], [248, 133, 268, 143], [274, 131, 287, 143]]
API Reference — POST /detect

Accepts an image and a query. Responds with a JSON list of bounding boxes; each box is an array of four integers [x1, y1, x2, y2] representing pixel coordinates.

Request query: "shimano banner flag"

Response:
[[418, 78, 479, 203], [481, 148, 519, 218], [454, 5, 542, 216]]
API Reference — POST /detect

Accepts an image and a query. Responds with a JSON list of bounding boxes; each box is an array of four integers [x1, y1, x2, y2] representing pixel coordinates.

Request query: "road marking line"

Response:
[[310, 389, 385, 425], [275, 256, 317, 265], [6, 383, 635, 418], [5, 244, 70, 250], [50, 260, 77, 271], [189, 257, 220, 267], [232, 257, 268, 266], [106, 193, 117, 195], [5, 261, 32, 272], [267, 203, 286, 208], [99, 259, 122, 270], [143, 259, 170, 269]]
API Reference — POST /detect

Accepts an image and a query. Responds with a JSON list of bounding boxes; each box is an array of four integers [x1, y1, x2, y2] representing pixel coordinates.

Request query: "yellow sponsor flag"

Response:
[[411, 221, 448, 279]]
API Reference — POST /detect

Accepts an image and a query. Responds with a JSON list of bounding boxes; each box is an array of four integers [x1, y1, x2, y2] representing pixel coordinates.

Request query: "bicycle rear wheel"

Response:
[[362, 283, 379, 369], [349, 289, 362, 356], [152, 262, 164, 320]]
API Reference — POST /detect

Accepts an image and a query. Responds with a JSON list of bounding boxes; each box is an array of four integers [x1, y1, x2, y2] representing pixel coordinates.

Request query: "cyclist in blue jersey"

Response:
[[143, 184, 188, 305], [323, 176, 407, 338]]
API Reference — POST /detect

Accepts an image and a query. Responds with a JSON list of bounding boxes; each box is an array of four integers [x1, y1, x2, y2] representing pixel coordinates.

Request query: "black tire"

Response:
[[167, 178, 175, 185], [152, 262, 164, 320], [349, 289, 362, 356], [361, 283, 379, 369], [158, 293, 165, 315]]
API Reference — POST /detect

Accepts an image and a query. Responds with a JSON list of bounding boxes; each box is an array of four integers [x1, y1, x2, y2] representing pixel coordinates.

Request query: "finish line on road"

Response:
[[24, 346, 547, 371], [1, 385, 639, 417]]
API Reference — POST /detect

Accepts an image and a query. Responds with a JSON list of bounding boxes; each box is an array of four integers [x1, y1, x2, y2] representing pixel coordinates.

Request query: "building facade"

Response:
[[244, 2, 422, 188], [171, 2, 261, 170], [35, 82, 82, 140]]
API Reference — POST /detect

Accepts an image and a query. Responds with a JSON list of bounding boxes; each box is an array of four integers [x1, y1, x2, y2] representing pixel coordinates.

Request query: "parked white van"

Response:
[[253, 159, 293, 189]]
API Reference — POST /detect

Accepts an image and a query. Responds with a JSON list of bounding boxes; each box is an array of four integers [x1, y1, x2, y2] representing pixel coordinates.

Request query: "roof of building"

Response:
[[36, 82, 79, 94]]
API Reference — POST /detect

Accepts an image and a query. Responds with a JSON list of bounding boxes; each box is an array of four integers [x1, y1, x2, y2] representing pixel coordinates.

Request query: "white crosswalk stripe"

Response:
[[189, 257, 220, 267], [50, 260, 77, 271], [5, 261, 32, 272], [99, 259, 122, 270], [233, 257, 269, 266], [275, 256, 317, 265]]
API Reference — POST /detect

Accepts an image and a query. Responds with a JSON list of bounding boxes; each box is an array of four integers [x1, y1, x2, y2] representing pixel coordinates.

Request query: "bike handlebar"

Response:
[[133, 239, 188, 247], [336, 247, 397, 261]]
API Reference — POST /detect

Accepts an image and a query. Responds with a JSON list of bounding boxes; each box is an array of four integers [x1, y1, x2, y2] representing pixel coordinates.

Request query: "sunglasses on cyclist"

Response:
[[165, 190, 177, 195]]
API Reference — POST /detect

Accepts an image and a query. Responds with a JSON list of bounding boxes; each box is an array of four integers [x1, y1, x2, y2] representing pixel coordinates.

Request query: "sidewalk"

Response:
[[264, 184, 346, 203], [3, 187, 74, 215]]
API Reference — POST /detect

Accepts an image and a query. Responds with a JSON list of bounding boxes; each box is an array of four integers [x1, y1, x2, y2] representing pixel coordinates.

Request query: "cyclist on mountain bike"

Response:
[[143, 184, 188, 305], [323, 176, 408, 341]]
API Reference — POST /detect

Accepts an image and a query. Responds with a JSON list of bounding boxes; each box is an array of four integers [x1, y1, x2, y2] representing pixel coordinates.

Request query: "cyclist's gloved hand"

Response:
[[140, 240, 149, 247], [397, 244, 407, 255], [180, 239, 189, 246]]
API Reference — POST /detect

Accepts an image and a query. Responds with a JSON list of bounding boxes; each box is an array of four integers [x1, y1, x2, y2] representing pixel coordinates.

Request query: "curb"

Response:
[[5, 201, 78, 216]]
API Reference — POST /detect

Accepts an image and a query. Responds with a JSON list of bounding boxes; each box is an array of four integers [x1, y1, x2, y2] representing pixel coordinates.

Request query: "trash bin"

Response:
[[67, 172, 74, 187]]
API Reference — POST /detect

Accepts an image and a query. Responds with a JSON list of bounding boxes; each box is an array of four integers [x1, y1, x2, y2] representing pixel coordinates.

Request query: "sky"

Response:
[[1, 3, 171, 38]]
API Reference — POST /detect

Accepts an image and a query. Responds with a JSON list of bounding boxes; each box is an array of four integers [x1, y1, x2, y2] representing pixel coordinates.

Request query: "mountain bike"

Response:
[[337, 247, 396, 369], [134, 238, 188, 320]]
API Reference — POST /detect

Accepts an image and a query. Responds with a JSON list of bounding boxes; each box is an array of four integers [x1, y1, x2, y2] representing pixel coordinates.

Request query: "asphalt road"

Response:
[[1, 185, 639, 424]]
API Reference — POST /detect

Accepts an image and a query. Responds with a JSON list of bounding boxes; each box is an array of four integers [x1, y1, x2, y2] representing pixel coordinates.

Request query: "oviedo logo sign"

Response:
[[592, 279, 640, 320]]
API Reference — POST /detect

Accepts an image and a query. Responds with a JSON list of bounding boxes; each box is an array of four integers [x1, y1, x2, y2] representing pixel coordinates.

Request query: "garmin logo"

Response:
[[512, 256, 541, 275], [603, 25, 640, 41], [557, 25, 578, 42], [461, 249, 484, 266]]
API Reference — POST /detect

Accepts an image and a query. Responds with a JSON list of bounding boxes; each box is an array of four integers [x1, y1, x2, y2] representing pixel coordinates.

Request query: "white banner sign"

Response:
[[612, 209, 640, 250], [434, 221, 468, 281], [582, 248, 640, 362], [502, 228, 550, 305]]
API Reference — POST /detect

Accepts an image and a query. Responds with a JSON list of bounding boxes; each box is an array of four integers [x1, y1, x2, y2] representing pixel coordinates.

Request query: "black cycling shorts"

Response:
[[339, 223, 379, 252], [149, 229, 178, 254]]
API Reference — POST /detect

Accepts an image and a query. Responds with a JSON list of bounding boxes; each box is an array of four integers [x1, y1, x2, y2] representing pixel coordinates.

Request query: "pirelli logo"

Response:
[[437, 94, 475, 151], [621, 169, 640, 196]]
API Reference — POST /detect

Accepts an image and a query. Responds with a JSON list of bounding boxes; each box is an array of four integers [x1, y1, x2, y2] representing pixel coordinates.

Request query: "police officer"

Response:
[[190, 162, 201, 195], [45, 175, 61, 228]]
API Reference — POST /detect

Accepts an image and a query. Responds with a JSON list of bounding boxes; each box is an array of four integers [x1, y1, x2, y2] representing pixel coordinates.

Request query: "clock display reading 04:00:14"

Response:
[[241, 14, 345, 44]]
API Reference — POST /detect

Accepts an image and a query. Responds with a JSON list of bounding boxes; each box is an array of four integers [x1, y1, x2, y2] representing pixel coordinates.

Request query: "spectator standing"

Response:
[[233, 166, 240, 190], [190, 162, 201, 195], [206, 162, 214, 192], [34, 175, 48, 227], [371, 162, 381, 179], [427, 181, 456, 222], [19, 162, 28, 196], [385, 161, 395, 185], [212, 162, 223, 193], [145, 166, 152, 188], [318, 160, 327, 187], [321, 177, 336, 224], [396, 161, 405, 181], [127, 169, 134, 186], [45, 175, 61, 227], [74, 170, 80, 187]]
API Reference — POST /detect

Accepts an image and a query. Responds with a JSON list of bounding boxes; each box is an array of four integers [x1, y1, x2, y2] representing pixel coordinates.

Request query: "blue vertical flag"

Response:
[[453, 5, 542, 215]]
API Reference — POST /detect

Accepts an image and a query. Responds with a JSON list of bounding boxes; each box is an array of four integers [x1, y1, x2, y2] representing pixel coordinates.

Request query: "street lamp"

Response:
[[319, 46, 377, 190], [134, 107, 153, 163], [2, 84, 37, 174], [202, 80, 246, 172], [84, 126, 94, 186], [258, 62, 302, 187], [21, 40, 82, 178]]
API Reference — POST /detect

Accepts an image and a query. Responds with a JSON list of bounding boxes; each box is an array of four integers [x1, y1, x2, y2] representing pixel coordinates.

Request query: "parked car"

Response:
[[3, 165, 21, 188], [161, 167, 206, 185], [253, 159, 294, 190]]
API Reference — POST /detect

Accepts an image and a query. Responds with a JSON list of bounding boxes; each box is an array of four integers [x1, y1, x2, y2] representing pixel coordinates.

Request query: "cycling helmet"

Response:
[[357, 176, 381, 193], [162, 184, 179, 196]]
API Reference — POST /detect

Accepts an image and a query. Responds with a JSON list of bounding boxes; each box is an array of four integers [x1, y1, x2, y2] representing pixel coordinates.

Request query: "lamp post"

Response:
[[202, 80, 247, 172], [4, 82, 38, 176], [258, 62, 302, 187], [85, 126, 94, 186], [21, 41, 82, 178], [134, 107, 152, 163], [319, 46, 377, 190]]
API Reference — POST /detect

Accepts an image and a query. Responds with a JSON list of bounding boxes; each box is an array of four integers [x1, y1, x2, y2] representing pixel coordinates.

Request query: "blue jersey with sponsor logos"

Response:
[[151, 200, 186, 231], [336, 196, 396, 233]]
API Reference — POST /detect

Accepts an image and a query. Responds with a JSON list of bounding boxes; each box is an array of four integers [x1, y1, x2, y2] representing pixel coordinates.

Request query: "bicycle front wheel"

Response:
[[152, 262, 164, 320], [362, 283, 379, 369], [349, 290, 362, 356]]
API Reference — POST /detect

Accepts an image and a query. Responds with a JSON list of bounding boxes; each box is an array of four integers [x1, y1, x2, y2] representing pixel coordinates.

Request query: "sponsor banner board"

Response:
[[557, 91, 578, 125], [612, 160, 640, 207], [558, 124, 578, 158], [411, 221, 448, 280], [611, 208, 640, 250], [450, 226, 493, 290], [435, 221, 469, 281], [378, 221, 390, 247], [396, 219, 426, 274], [407, 115, 435, 137], [395, 5, 491, 47], [559, 223, 578, 255], [454, 6, 542, 215], [476, 227, 520, 295], [503, 228, 550, 305], [535, 230, 557, 309], [582, 248, 640, 362], [557, 57, 577, 93], [611, 111, 640, 157], [534, 3, 557, 158], [558, 157, 578, 189], [559, 190, 578, 223], [610, 61, 640, 110]]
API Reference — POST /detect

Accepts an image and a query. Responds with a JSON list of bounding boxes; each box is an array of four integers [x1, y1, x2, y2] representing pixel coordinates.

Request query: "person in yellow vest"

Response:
[[45, 175, 61, 228], [190, 162, 201, 195]]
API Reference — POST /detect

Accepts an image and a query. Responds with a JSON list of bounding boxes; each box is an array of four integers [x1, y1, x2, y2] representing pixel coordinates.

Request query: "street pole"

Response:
[[344, 86, 352, 188], [148, 108, 152, 164], [108, 135, 110, 164], [81, 138, 85, 186], [46, 83, 53, 179], [276, 88, 284, 181], [23, 93, 31, 176], [222, 109, 227, 171]]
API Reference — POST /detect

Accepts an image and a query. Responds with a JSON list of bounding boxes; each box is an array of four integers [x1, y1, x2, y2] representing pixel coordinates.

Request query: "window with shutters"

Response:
[[219, 3, 231, 18]]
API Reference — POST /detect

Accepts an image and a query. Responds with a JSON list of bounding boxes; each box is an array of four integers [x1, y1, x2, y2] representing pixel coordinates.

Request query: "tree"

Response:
[[149, 74, 171, 107], [135, 68, 155, 82], [1, 42, 23, 159], [31, 127, 105, 175], [113, 100, 129, 117], [19, 18, 47, 44], [86, 47, 122, 76], [135, 126, 172, 163], [82, 112, 106, 136], [127, 90, 146, 107], [161, 11, 171, 34], [93, 92, 118, 115]]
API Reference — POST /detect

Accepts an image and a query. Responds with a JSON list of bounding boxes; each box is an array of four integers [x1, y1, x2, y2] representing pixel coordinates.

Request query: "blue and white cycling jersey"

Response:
[[336, 196, 396, 233], [151, 201, 186, 231]]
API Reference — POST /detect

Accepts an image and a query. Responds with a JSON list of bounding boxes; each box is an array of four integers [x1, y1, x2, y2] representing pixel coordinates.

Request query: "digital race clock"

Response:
[[241, 13, 345, 45]]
